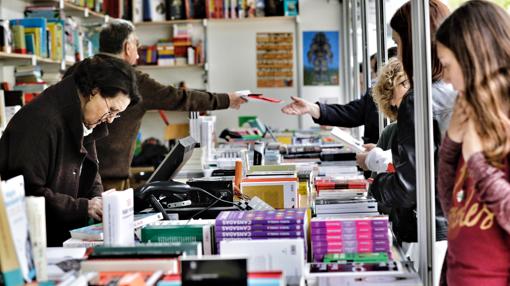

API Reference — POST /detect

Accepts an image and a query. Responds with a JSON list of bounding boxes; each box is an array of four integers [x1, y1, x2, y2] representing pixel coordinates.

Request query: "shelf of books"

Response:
[[0, 51, 67, 67], [134, 19, 204, 26], [207, 15, 297, 23], [22, 0, 110, 22], [136, 64, 205, 70]]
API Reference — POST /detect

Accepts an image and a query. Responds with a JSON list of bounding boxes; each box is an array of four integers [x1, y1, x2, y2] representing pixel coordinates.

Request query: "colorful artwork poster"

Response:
[[303, 31, 339, 86], [256, 32, 294, 88]]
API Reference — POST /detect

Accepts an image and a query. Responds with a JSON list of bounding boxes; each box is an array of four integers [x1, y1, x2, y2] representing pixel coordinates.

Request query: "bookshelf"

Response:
[[134, 19, 204, 26], [0, 51, 70, 68], [20, 0, 109, 22], [136, 64, 205, 70]]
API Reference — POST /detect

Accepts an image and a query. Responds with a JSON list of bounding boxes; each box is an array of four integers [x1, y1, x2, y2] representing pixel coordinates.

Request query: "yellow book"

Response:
[[47, 23, 63, 61]]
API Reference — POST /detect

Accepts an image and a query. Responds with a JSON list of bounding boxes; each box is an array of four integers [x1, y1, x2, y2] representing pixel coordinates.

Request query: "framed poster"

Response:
[[256, 32, 294, 88], [303, 31, 339, 86]]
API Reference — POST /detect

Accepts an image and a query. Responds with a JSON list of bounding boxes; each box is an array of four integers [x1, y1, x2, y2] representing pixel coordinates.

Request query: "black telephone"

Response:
[[135, 180, 205, 220]]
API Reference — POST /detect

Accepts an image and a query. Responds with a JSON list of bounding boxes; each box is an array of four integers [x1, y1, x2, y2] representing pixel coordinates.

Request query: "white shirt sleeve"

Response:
[[365, 147, 393, 173]]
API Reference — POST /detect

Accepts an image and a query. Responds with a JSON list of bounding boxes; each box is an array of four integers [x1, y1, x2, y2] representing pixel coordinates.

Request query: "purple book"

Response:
[[311, 226, 388, 235], [215, 209, 307, 226], [311, 219, 388, 229], [312, 239, 389, 248], [311, 232, 388, 242], [216, 224, 303, 232], [215, 230, 305, 238]]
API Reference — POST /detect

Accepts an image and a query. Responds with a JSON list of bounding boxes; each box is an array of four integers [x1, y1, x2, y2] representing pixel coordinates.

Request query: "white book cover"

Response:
[[102, 188, 134, 246], [151, 0, 166, 21], [25, 196, 47, 282], [1, 175, 36, 282], [0, 90, 6, 131], [132, 0, 143, 23], [220, 238, 305, 285], [330, 127, 366, 153]]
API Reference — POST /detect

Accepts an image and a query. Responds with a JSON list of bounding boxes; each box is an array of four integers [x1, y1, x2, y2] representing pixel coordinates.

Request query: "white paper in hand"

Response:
[[331, 127, 366, 153], [235, 90, 251, 101]]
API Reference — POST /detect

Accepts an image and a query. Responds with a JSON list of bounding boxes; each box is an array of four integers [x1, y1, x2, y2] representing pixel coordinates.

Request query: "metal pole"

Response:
[[295, 16, 303, 129], [375, 0, 387, 135], [351, 0, 360, 101], [411, 1, 435, 285], [344, 0, 353, 104], [351, 0, 361, 140], [340, 0, 349, 102], [360, 0, 371, 93]]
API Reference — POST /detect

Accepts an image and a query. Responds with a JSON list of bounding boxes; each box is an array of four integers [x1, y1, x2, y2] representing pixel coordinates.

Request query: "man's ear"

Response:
[[91, 88, 100, 96]]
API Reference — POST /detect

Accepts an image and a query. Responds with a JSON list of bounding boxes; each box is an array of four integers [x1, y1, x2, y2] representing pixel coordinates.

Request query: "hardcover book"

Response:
[[215, 209, 307, 226]]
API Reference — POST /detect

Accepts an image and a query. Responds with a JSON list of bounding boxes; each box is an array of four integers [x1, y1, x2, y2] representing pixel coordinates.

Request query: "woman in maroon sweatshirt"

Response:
[[436, 1, 510, 285]]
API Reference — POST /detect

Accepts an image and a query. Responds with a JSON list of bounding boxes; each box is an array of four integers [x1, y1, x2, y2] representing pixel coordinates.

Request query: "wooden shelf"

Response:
[[0, 51, 66, 67], [63, 2, 108, 21], [207, 16, 297, 23], [134, 19, 204, 26], [136, 64, 204, 70], [134, 16, 296, 26], [22, 0, 108, 21]]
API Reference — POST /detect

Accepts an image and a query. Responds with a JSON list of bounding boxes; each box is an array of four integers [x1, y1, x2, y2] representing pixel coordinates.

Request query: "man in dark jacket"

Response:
[[281, 48, 397, 144], [71, 19, 247, 190], [0, 56, 140, 246]]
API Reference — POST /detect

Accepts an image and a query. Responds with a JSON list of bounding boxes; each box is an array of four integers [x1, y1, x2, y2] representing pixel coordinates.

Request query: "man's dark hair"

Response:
[[371, 47, 398, 74], [73, 55, 141, 106], [99, 19, 135, 54]]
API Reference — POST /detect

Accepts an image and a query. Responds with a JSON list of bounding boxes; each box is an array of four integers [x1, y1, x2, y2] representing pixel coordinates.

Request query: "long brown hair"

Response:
[[436, 0, 510, 166], [390, 0, 450, 85]]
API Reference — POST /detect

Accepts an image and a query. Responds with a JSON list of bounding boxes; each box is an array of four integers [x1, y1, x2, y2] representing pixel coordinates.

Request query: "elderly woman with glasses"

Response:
[[0, 55, 140, 246]]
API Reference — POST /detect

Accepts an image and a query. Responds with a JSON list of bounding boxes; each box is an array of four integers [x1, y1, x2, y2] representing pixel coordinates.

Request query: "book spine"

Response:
[[141, 228, 203, 244], [215, 230, 305, 238], [202, 224, 212, 255], [25, 197, 47, 282], [311, 232, 389, 242], [216, 224, 302, 232], [215, 218, 304, 226], [311, 226, 387, 235]]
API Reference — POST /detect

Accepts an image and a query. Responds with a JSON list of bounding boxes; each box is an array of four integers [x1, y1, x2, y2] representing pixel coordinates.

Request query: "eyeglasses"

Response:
[[99, 97, 121, 122]]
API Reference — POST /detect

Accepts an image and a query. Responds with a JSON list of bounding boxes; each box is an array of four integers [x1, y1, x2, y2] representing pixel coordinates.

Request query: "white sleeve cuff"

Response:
[[365, 147, 393, 173]]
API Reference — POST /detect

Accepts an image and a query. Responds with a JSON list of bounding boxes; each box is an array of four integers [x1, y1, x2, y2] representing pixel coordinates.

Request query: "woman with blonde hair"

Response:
[[436, 1, 510, 284], [356, 57, 409, 174]]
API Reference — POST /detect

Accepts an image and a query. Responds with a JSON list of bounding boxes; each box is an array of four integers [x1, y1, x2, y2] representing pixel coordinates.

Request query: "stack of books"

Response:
[[214, 209, 308, 253], [64, 213, 163, 247], [310, 216, 390, 262], [314, 177, 379, 217]]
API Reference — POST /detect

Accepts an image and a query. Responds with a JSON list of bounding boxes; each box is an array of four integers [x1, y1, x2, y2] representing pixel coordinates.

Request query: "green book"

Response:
[[141, 224, 212, 255], [89, 242, 202, 258], [323, 252, 389, 263]]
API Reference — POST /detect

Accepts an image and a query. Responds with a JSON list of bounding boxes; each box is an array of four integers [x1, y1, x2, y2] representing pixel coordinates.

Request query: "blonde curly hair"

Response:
[[371, 57, 407, 121]]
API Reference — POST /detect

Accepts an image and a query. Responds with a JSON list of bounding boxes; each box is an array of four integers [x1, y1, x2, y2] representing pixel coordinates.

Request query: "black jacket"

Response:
[[370, 90, 448, 243], [313, 89, 379, 144], [0, 77, 106, 246]]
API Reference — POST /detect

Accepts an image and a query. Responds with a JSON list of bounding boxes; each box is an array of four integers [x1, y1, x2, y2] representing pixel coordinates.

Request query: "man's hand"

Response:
[[228, 93, 248, 109], [88, 196, 103, 221], [356, 152, 369, 170], [363, 143, 376, 152], [281, 96, 321, 119]]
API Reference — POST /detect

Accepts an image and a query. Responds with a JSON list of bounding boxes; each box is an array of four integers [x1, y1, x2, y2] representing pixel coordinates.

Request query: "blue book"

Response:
[[24, 33, 35, 55], [9, 18, 48, 58]]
